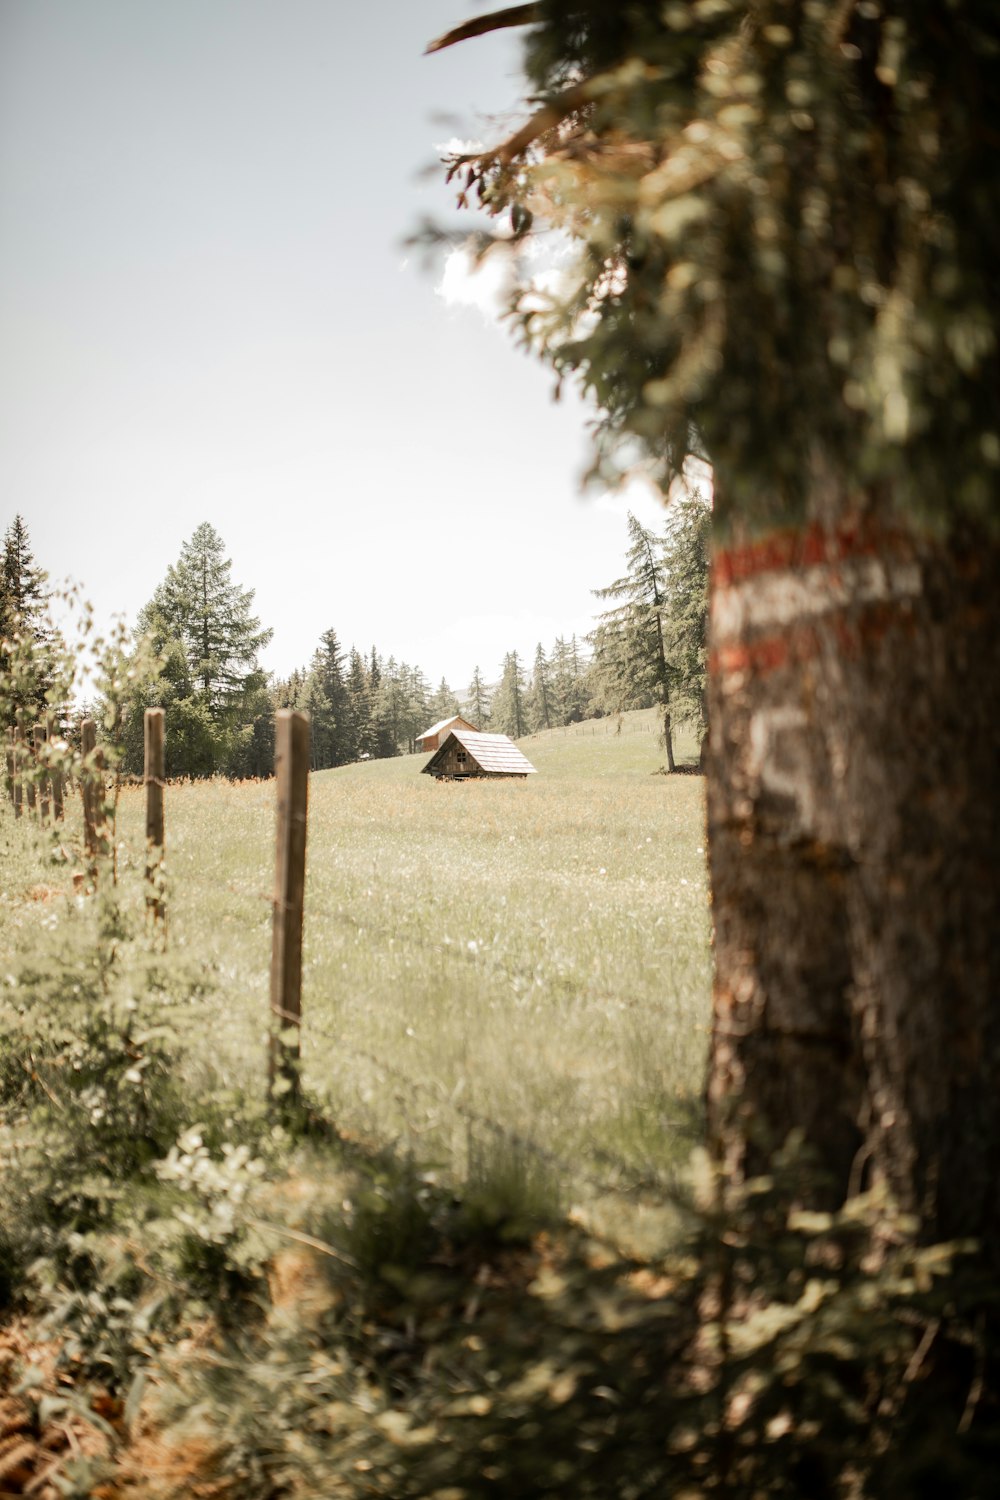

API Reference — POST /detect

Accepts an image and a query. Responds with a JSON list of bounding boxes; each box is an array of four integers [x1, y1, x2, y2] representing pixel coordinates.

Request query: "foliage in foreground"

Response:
[[0, 839, 996, 1498], [437, 1, 1000, 528]]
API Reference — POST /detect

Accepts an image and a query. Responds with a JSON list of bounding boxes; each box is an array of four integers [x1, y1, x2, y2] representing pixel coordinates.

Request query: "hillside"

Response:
[[97, 706, 711, 1239], [0, 709, 714, 1497]]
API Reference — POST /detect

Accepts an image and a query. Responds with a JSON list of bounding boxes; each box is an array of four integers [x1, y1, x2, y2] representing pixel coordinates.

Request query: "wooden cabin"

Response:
[[422, 728, 537, 781], [415, 714, 478, 752]]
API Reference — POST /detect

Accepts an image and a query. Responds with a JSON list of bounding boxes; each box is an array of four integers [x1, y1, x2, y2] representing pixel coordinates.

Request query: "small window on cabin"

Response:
[[457, 750, 467, 763]]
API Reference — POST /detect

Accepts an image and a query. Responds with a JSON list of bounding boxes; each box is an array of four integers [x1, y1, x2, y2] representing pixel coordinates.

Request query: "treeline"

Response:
[[1, 501, 708, 778], [271, 631, 595, 772], [268, 493, 710, 772]]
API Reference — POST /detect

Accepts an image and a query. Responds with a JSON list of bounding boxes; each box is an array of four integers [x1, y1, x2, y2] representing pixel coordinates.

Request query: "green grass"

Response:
[[4, 709, 711, 1250]]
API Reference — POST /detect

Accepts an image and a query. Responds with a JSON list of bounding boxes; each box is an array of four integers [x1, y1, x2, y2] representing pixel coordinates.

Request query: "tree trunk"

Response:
[[663, 704, 676, 773], [705, 481, 1000, 1257]]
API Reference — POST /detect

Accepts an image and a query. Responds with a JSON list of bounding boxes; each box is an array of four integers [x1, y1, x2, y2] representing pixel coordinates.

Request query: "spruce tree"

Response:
[[378, 657, 406, 753], [139, 523, 271, 716], [402, 665, 430, 752], [347, 647, 375, 760], [1, 516, 48, 640], [661, 492, 710, 742], [306, 629, 351, 767], [491, 651, 527, 739], [527, 643, 552, 732], [465, 665, 490, 728], [131, 523, 272, 775], [0, 515, 52, 718], [591, 513, 677, 769], [427, 676, 461, 725], [369, 648, 397, 758]]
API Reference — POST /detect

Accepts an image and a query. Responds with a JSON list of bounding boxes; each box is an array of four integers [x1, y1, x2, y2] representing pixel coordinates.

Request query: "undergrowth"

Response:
[[0, 674, 996, 1495], [3, 892, 997, 1500]]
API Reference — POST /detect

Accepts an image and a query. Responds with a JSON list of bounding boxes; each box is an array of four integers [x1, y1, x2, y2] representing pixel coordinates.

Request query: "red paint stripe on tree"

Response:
[[712, 518, 914, 589], [709, 601, 915, 680]]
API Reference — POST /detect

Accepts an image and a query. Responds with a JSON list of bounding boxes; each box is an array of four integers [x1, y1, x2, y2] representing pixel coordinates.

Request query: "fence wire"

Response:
[[172, 867, 699, 1025], [269, 1004, 686, 1215]]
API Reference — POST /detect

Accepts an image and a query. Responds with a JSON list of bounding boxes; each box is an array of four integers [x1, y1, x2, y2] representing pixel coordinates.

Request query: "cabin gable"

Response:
[[421, 729, 537, 780], [415, 714, 478, 751]]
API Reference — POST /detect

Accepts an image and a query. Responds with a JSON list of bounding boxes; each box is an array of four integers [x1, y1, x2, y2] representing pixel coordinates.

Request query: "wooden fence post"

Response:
[[24, 715, 36, 816], [33, 724, 50, 823], [268, 709, 310, 1108], [81, 718, 100, 856], [47, 715, 64, 822], [144, 707, 165, 920], [11, 727, 23, 819], [5, 730, 13, 810]]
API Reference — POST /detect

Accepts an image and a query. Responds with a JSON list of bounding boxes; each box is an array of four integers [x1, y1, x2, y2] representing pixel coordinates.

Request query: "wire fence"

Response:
[[171, 863, 703, 1026], [266, 1002, 688, 1219], [4, 707, 697, 1259]]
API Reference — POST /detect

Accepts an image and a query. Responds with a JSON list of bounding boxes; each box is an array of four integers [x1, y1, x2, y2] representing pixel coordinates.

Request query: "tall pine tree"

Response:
[[527, 643, 552, 733], [591, 513, 677, 769], [465, 665, 490, 728], [129, 523, 272, 776], [491, 651, 527, 739], [0, 516, 52, 718]]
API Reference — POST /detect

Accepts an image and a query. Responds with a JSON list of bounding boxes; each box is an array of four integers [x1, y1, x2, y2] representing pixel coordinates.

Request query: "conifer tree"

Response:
[[369, 648, 397, 758], [465, 665, 490, 728], [129, 523, 272, 776], [0, 515, 51, 717], [548, 636, 593, 727], [1, 516, 48, 640], [491, 651, 527, 739], [402, 665, 430, 752], [378, 657, 407, 753], [306, 629, 351, 767], [140, 523, 271, 715], [591, 513, 677, 769], [661, 492, 711, 742], [527, 643, 552, 732], [347, 647, 375, 760], [427, 676, 461, 725]]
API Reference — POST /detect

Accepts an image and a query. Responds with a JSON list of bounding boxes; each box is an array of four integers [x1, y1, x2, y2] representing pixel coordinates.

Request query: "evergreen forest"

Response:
[[1, 504, 709, 779]]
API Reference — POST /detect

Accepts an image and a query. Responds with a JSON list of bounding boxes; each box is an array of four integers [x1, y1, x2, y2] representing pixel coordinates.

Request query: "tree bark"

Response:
[[663, 703, 676, 773], [706, 477, 1000, 1257]]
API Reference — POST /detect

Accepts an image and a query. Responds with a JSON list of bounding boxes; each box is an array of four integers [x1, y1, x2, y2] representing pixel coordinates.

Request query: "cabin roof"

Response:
[[423, 728, 537, 776], [416, 714, 477, 742]]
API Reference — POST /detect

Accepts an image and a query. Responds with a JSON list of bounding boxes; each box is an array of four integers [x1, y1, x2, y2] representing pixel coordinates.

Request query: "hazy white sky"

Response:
[[0, 0, 669, 689]]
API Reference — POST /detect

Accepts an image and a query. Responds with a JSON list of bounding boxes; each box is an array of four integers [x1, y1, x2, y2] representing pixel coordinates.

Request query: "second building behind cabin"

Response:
[[415, 714, 479, 752]]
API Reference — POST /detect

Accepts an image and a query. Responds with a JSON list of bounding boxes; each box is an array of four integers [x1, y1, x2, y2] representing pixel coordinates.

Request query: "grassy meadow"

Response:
[[3, 708, 711, 1250], [4, 717, 977, 1500]]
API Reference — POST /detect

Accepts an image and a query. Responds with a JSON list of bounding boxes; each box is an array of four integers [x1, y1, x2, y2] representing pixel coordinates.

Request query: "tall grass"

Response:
[[10, 710, 712, 1248]]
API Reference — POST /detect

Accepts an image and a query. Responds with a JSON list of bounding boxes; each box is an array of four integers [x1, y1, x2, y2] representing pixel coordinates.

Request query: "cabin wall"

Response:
[[434, 741, 478, 777]]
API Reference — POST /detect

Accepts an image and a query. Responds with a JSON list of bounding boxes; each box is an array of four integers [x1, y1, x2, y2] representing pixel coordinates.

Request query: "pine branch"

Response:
[[451, 78, 594, 171], [425, 4, 541, 55]]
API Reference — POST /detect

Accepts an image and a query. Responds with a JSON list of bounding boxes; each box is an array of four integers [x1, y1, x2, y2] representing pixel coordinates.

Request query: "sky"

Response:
[[0, 0, 672, 691]]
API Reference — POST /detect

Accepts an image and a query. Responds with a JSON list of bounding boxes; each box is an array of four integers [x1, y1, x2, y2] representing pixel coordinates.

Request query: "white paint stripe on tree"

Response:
[[711, 555, 923, 640]]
